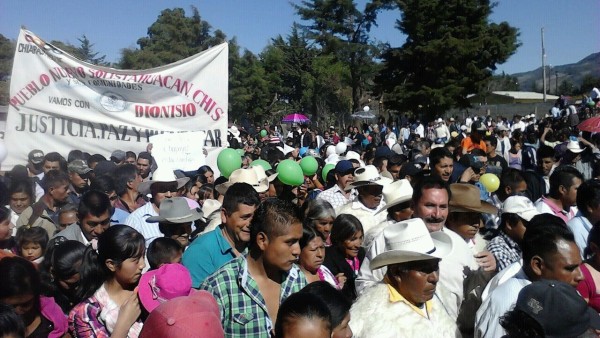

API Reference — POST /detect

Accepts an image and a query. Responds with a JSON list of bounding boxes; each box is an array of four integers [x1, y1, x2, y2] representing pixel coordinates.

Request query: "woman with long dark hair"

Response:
[[39, 240, 87, 314], [68, 225, 146, 338], [323, 214, 365, 301]]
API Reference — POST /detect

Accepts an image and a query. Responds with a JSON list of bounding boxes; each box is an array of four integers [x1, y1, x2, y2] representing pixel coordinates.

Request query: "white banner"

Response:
[[3, 29, 228, 169], [149, 131, 206, 171]]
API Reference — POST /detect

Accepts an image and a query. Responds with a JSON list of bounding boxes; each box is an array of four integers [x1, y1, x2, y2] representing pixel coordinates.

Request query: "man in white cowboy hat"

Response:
[[250, 165, 278, 200], [214, 168, 269, 197], [356, 177, 489, 319], [335, 165, 392, 236], [183, 182, 261, 287], [363, 179, 413, 248], [124, 166, 189, 247], [349, 218, 459, 337]]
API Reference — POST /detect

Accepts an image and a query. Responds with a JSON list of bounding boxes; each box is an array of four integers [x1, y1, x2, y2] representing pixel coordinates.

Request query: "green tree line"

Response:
[[1, 1, 595, 121]]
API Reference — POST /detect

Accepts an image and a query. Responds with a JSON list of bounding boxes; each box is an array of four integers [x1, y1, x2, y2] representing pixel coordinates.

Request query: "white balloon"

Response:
[[335, 142, 347, 155], [363, 105, 370, 112], [0, 142, 6, 163]]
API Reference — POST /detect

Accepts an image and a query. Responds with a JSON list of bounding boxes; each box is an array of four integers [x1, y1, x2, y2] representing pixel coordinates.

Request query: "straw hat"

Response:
[[449, 184, 497, 214], [375, 179, 413, 215], [370, 218, 453, 270], [215, 168, 269, 195], [138, 167, 190, 196], [347, 165, 392, 189], [566, 139, 585, 154]]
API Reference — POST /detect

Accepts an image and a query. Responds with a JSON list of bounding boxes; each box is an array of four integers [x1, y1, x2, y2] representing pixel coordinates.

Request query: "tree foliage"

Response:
[[77, 35, 107, 66], [119, 7, 226, 69], [375, 0, 520, 117], [294, 0, 382, 112], [0, 34, 15, 105]]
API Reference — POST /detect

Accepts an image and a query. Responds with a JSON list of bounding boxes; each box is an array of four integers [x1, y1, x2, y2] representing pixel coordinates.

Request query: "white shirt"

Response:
[[475, 266, 530, 338], [356, 225, 477, 319], [124, 201, 160, 248], [416, 124, 425, 138]]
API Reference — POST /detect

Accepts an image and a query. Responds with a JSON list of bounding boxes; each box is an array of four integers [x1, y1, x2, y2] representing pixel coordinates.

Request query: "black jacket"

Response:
[[323, 246, 365, 301]]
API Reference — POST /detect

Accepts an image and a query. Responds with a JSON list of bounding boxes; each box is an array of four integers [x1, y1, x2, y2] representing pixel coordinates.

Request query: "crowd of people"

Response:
[[1, 94, 600, 338]]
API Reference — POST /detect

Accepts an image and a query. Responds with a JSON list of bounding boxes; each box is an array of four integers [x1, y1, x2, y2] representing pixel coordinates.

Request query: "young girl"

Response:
[[40, 239, 87, 314], [323, 214, 365, 301], [508, 138, 523, 170], [69, 225, 146, 338], [16, 227, 48, 264], [0, 206, 17, 253]]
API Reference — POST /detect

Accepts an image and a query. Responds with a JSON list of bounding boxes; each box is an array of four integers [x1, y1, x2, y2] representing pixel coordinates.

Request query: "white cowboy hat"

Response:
[[201, 199, 222, 223], [566, 139, 585, 154], [375, 179, 413, 215], [370, 218, 453, 270], [215, 168, 269, 195], [252, 165, 278, 183], [276, 144, 295, 156], [228, 125, 241, 138], [347, 165, 392, 189], [138, 167, 190, 196], [146, 197, 203, 223]]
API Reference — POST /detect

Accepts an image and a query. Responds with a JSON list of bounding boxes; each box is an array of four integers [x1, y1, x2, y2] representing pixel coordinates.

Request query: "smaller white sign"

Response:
[[150, 131, 206, 171]]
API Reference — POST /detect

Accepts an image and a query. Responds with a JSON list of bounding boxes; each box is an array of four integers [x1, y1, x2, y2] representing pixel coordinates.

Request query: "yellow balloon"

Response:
[[480, 173, 500, 193]]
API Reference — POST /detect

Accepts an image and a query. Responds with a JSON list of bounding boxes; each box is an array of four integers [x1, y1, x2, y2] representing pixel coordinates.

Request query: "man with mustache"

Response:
[[356, 177, 493, 319]]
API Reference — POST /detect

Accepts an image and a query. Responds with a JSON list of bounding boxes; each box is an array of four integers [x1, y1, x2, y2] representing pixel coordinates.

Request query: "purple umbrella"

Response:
[[282, 113, 310, 124]]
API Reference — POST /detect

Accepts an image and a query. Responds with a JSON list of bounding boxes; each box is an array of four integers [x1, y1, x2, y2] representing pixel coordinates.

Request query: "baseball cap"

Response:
[[110, 150, 126, 162], [139, 290, 224, 338], [28, 149, 44, 165], [374, 145, 392, 159], [67, 160, 93, 175], [496, 125, 509, 131], [515, 280, 600, 337], [502, 196, 540, 221], [335, 160, 354, 175]]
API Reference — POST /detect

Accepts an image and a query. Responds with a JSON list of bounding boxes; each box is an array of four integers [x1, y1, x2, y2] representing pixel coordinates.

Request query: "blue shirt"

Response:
[[183, 226, 238, 288]]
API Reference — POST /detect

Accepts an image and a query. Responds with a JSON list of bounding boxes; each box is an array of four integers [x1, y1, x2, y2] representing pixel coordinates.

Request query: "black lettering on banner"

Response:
[[12, 113, 223, 147]]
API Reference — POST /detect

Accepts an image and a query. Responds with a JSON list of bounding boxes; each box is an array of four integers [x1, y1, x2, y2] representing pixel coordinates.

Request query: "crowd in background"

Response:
[[1, 92, 600, 337]]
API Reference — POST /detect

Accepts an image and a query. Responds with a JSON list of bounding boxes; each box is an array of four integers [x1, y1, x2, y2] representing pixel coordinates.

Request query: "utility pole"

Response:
[[541, 28, 547, 102], [555, 71, 558, 95]]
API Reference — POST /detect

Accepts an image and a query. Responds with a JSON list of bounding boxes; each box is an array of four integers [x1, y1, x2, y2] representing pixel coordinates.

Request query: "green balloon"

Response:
[[217, 148, 242, 179], [322, 163, 335, 182], [276, 159, 304, 186], [235, 149, 245, 156], [250, 159, 272, 171], [300, 156, 318, 176], [260, 129, 268, 138]]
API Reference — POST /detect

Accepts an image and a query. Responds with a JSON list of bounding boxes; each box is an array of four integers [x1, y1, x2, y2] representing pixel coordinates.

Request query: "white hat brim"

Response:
[[370, 231, 453, 270], [138, 177, 190, 196]]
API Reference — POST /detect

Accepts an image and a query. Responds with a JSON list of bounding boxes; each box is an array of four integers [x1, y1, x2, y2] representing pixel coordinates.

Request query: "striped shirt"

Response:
[[124, 202, 159, 247]]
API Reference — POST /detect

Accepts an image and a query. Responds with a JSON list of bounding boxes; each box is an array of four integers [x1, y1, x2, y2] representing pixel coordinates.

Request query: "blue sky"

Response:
[[0, 0, 598, 75]]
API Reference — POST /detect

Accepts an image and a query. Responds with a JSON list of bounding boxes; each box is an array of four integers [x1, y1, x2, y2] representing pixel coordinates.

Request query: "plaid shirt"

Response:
[[486, 231, 522, 271], [317, 184, 357, 209], [200, 255, 307, 337]]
